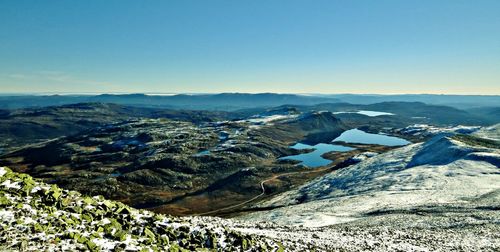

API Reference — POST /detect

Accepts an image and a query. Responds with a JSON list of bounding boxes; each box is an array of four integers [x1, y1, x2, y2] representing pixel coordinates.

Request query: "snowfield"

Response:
[[473, 123, 500, 141], [241, 135, 499, 226], [235, 134, 500, 251], [398, 124, 482, 137]]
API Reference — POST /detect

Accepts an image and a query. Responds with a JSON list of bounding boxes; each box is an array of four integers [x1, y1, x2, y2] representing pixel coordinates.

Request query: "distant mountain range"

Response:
[[318, 94, 500, 109], [0, 93, 499, 110], [1, 101, 497, 153], [0, 93, 339, 110]]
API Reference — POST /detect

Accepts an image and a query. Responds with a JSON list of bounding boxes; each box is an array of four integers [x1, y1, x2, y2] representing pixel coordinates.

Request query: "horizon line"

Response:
[[0, 92, 500, 97]]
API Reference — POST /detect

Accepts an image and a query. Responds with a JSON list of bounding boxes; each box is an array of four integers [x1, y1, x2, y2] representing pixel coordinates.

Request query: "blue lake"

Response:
[[280, 129, 410, 167], [279, 143, 354, 167], [334, 110, 394, 117], [333, 129, 410, 146], [356, 110, 394, 116]]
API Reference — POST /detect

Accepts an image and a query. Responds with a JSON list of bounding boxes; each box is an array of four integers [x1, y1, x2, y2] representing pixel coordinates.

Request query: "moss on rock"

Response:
[[0, 166, 285, 251]]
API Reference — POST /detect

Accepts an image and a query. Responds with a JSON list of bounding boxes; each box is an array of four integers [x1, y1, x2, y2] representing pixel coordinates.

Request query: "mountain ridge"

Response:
[[240, 134, 500, 227], [1, 93, 499, 110]]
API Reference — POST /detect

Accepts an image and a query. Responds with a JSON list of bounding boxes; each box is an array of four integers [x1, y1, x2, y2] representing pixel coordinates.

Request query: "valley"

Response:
[[0, 97, 498, 251], [0, 102, 423, 217]]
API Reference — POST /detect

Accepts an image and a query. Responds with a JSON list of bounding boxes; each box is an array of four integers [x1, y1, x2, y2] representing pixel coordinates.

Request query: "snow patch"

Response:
[[1, 179, 21, 189], [0, 167, 7, 177]]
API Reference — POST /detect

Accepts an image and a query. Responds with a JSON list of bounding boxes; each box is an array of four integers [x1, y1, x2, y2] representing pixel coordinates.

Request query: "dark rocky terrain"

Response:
[[0, 108, 358, 215], [0, 103, 244, 152]]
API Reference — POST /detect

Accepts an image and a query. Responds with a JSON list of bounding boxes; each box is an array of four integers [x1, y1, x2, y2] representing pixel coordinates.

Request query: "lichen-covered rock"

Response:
[[0, 167, 287, 251]]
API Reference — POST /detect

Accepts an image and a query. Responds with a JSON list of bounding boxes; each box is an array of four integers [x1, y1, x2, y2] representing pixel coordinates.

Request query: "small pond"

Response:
[[194, 150, 211, 156], [93, 171, 122, 182], [333, 129, 410, 146], [279, 143, 354, 168]]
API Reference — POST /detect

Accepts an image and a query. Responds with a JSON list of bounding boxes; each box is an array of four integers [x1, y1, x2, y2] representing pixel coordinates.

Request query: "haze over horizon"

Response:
[[1, 92, 500, 97], [1, 0, 500, 95]]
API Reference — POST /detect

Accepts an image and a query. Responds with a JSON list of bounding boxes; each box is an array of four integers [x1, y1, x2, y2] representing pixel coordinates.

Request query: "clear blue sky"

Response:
[[1, 0, 499, 94]]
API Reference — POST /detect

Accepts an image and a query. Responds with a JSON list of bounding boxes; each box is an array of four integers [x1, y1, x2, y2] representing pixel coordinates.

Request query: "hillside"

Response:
[[242, 134, 499, 225], [253, 111, 349, 144], [324, 94, 500, 109], [235, 134, 500, 250], [473, 123, 500, 141], [230, 135, 500, 251], [0, 103, 140, 151], [0, 166, 302, 251], [293, 102, 495, 126], [0, 103, 241, 152], [1, 100, 490, 153], [0, 111, 352, 216], [466, 107, 500, 123]]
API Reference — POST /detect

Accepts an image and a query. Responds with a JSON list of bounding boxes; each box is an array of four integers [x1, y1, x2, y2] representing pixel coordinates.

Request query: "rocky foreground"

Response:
[[234, 205, 500, 251], [0, 166, 307, 251]]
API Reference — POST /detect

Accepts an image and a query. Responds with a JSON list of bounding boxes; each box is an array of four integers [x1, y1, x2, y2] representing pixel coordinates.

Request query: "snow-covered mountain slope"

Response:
[[240, 135, 500, 227], [398, 124, 481, 137], [473, 123, 500, 141]]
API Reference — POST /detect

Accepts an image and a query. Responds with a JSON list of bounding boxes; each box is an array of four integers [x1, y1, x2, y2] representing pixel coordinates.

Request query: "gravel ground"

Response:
[[234, 204, 500, 251]]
